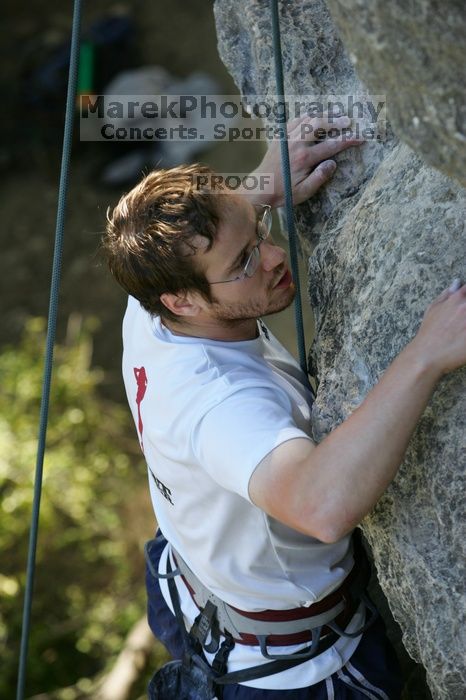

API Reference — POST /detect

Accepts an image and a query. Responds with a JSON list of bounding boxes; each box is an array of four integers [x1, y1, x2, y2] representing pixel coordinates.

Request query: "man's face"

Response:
[[194, 195, 296, 325]]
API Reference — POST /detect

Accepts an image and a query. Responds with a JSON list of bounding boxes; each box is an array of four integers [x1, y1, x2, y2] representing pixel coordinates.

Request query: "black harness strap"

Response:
[[214, 630, 339, 685]]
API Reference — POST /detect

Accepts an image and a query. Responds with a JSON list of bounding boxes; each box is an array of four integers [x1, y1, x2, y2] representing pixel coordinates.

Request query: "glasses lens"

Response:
[[258, 207, 272, 240], [244, 246, 260, 277]]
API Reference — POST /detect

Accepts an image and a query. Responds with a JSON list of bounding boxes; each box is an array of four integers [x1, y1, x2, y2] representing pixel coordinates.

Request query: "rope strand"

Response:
[[270, 0, 309, 382], [16, 1, 82, 697]]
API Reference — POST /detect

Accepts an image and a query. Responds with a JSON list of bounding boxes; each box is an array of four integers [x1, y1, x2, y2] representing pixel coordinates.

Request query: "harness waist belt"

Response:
[[172, 546, 369, 647]]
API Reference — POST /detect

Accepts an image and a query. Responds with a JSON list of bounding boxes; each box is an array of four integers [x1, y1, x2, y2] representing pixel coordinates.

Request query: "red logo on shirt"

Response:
[[134, 366, 147, 452]]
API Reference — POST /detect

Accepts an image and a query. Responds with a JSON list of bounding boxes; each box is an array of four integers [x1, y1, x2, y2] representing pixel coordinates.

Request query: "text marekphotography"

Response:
[[79, 94, 387, 142]]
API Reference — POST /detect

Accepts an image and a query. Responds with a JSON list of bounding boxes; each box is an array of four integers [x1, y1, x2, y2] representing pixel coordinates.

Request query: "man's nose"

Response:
[[260, 239, 286, 272]]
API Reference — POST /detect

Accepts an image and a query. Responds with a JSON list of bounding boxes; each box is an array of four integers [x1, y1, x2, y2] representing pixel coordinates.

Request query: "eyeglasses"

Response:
[[209, 204, 273, 284]]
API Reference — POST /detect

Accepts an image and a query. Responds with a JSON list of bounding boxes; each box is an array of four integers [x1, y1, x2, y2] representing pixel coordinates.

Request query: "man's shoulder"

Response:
[[122, 300, 286, 397]]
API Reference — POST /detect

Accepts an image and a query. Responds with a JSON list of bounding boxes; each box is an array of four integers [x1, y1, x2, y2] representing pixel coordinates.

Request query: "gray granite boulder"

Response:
[[214, 1, 466, 697]]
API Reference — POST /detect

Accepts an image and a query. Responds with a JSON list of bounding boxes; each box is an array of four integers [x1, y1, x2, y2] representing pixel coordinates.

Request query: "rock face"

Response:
[[214, 1, 466, 698], [324, 0, 466, 188]]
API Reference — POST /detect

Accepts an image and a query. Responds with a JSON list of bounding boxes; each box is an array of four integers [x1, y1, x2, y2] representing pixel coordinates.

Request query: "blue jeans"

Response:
[[146, 533, 403, 699]]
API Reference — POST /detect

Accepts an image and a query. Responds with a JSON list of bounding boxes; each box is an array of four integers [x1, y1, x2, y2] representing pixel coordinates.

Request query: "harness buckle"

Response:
[[190, 599, 221, 653]]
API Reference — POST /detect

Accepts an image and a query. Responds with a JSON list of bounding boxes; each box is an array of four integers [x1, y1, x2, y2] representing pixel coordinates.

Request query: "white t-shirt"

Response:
[[122, 296, 364, 688]]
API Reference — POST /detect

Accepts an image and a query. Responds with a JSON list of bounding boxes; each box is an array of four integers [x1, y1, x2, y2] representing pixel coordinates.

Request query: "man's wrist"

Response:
[[399, 339, 444, 387]]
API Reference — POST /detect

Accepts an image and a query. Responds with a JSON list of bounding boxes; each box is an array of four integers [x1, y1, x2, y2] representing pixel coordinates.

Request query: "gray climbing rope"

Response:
[[16, 1, 82, 697], [270, 0, 310, 382]]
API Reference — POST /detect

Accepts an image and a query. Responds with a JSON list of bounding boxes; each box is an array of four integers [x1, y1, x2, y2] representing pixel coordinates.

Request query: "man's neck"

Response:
[[162, 317, 259, 342]]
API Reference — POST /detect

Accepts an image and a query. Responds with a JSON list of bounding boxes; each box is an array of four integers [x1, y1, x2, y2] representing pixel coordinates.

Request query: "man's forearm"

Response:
[[304, 341, 441, 542]]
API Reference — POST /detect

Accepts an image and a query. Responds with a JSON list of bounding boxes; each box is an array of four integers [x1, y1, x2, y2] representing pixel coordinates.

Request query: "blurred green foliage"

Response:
[[0, 317, 155, 697]]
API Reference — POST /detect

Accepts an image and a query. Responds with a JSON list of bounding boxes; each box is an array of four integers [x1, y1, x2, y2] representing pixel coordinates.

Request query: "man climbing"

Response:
[[102, 114, 466, 698]]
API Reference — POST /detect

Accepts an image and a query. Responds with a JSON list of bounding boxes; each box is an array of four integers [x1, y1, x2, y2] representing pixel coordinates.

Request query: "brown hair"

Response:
[[103, 164, 225, 322]]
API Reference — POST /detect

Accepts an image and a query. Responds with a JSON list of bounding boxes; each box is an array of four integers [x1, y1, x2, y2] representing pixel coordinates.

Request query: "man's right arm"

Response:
[[249, 283, 466, 543]]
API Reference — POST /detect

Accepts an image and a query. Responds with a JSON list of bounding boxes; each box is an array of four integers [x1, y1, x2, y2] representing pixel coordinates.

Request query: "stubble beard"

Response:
[[209, 284, 296, 327]]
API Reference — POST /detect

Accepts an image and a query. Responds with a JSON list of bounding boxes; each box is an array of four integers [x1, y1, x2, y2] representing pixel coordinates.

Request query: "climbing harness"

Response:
[[171, 545, 376, 649], [145, 532, 378, 698]]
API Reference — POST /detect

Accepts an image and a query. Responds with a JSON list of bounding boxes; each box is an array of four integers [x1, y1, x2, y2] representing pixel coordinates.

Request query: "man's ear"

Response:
[[159, 291, 205, 318]]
